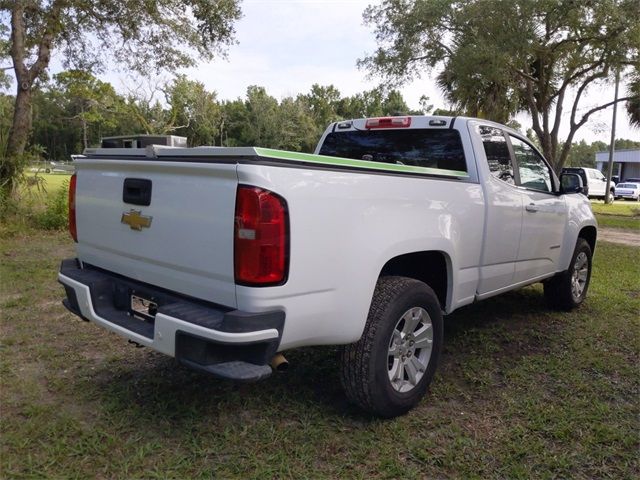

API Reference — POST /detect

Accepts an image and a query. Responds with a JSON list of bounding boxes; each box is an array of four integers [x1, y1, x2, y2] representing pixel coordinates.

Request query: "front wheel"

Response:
[[339, 276, 443, 417], [544, 238, 593, 310]]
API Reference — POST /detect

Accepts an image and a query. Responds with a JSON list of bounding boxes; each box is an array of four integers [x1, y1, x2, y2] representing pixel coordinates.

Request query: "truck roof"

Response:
[[320, 115, 524, 136]]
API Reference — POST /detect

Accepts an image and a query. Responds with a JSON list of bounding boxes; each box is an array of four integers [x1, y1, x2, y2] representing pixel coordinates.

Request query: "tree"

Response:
[[0, 93, 12, 156], [51, 71, 122, 150], [29, 71, 127, 158], [164, 75, 221, 146], [301, 84, 343, 136], [564, 139, 606, 168], [361, 0, 640, 171], [273, 97, 318, 152], [219, 98, 250, 147], [241, 86, 280, 147], [335, 87, 415, 121], [0, 0, 241, 196], [119, 78, 175, 136], [614, 138, 640, 149], [627, 70, 640, 127]]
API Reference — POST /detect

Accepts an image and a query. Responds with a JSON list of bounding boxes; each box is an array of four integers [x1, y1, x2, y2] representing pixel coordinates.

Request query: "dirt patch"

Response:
[[598, 227, 640, 246]]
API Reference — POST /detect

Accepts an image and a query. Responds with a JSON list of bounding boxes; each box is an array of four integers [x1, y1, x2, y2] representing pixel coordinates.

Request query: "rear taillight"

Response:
[[365, 116, 411, 129], [68, 173, 77, 242], [234, 186, 289, 286]]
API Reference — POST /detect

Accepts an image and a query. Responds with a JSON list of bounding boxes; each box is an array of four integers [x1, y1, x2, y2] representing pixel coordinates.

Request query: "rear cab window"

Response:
[[478, 125, 556, 193], [478, 126, 516, 185], [318, 129, 468, 174]]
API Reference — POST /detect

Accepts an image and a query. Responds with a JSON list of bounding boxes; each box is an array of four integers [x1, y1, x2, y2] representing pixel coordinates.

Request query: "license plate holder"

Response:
[[130, 294, 158, 322]]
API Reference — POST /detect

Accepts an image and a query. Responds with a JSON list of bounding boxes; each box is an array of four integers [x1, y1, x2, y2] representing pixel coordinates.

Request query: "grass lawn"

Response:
[[21, 172, 72, 199], [591, 200, 640, 231], [596, 215, 640, 230], [591, 201, 640, 217], [1, 226, 638, 478]]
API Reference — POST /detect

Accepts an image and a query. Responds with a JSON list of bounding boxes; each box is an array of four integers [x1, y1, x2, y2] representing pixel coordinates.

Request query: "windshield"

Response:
[[318, 129, 467, 173]]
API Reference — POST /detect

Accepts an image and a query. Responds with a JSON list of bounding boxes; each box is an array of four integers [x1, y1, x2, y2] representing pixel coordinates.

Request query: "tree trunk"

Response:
[[81, 112, 88, 150], [8, 87, 32, 157], [1, 86, 32, 200], [3, 0, 60, 203]]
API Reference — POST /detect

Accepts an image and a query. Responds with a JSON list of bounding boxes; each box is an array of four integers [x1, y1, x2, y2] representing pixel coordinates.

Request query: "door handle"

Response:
[[123, 178, 152, 206], [525, 203, 539, 213]]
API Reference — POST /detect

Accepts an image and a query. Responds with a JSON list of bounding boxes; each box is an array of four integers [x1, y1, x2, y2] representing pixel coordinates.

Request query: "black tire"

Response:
[[544, 238, 592, 311], [339, 276, 443, 418]]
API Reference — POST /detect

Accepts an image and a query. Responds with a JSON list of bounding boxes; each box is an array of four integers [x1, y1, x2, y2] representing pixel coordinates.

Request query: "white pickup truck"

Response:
[[59, 116, 597, 417]]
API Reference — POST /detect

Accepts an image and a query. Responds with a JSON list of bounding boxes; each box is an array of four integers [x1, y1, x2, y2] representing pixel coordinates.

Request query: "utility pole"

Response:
[[604, 70, 619, 205]]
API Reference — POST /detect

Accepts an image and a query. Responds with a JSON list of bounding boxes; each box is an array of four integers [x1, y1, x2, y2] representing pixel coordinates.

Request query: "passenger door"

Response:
[[476, 126, 523, 295], [507, 135, 567, 283]]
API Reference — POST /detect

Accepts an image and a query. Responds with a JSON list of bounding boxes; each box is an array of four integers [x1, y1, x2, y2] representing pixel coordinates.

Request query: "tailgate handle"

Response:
[[123, 178, 152, 206]]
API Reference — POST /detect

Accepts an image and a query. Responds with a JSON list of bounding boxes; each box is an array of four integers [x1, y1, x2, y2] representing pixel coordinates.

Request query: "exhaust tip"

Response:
[[270, 353, 289, 372]]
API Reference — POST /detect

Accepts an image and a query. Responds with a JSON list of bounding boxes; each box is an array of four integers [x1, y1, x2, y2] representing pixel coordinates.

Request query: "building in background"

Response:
[[595, 149, 640, 181]]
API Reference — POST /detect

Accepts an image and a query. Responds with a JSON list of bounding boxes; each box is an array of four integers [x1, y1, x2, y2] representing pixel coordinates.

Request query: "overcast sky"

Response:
[[69, 0, 640, 142]]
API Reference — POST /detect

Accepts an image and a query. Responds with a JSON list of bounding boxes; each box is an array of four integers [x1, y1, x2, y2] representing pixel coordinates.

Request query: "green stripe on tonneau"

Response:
[[253, 148, 469, 178]]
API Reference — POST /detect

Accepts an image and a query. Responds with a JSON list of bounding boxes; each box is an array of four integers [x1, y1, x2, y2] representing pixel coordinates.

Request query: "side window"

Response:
[[479, 126, 515, 184], [589, 170, 598, 179], [509, 136, 552, 193]]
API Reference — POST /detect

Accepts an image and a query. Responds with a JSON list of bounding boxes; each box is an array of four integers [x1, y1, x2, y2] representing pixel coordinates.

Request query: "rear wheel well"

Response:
[[380, 251, 448, 309], [579, 226, 597, 254]]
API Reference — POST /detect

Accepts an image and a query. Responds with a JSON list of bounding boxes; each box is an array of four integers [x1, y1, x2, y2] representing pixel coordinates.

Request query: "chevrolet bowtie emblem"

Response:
[[121, 209, 153, 231]]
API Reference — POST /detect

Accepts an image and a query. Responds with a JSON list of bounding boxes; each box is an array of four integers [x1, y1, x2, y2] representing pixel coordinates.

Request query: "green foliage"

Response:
[[30, 71, 127, 158], [275, 96, 318, 152], [33, 180, 69, 230], [53, 71, 122, 148], [0, 146, 46, 215], [22, 72, 635, 164], [563, 138, 640, 168], [614, 138, 640, 150], [564, 140, 606, 168], [220, 86, 319, 152], [165, 75, 221, 146], [337, 87, 417, 119], [0, 92, 11, 157], [239, 86, 281, 147], [24, 76, 463, 157], [301, 84, 343, 130]]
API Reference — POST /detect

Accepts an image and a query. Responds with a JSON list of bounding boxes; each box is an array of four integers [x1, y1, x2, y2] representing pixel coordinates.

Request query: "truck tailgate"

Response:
[[74, 158, 238, 308]]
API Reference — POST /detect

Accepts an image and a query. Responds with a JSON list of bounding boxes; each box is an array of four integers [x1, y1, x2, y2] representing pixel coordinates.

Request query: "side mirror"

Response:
[[560, 173, 585, 195]]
